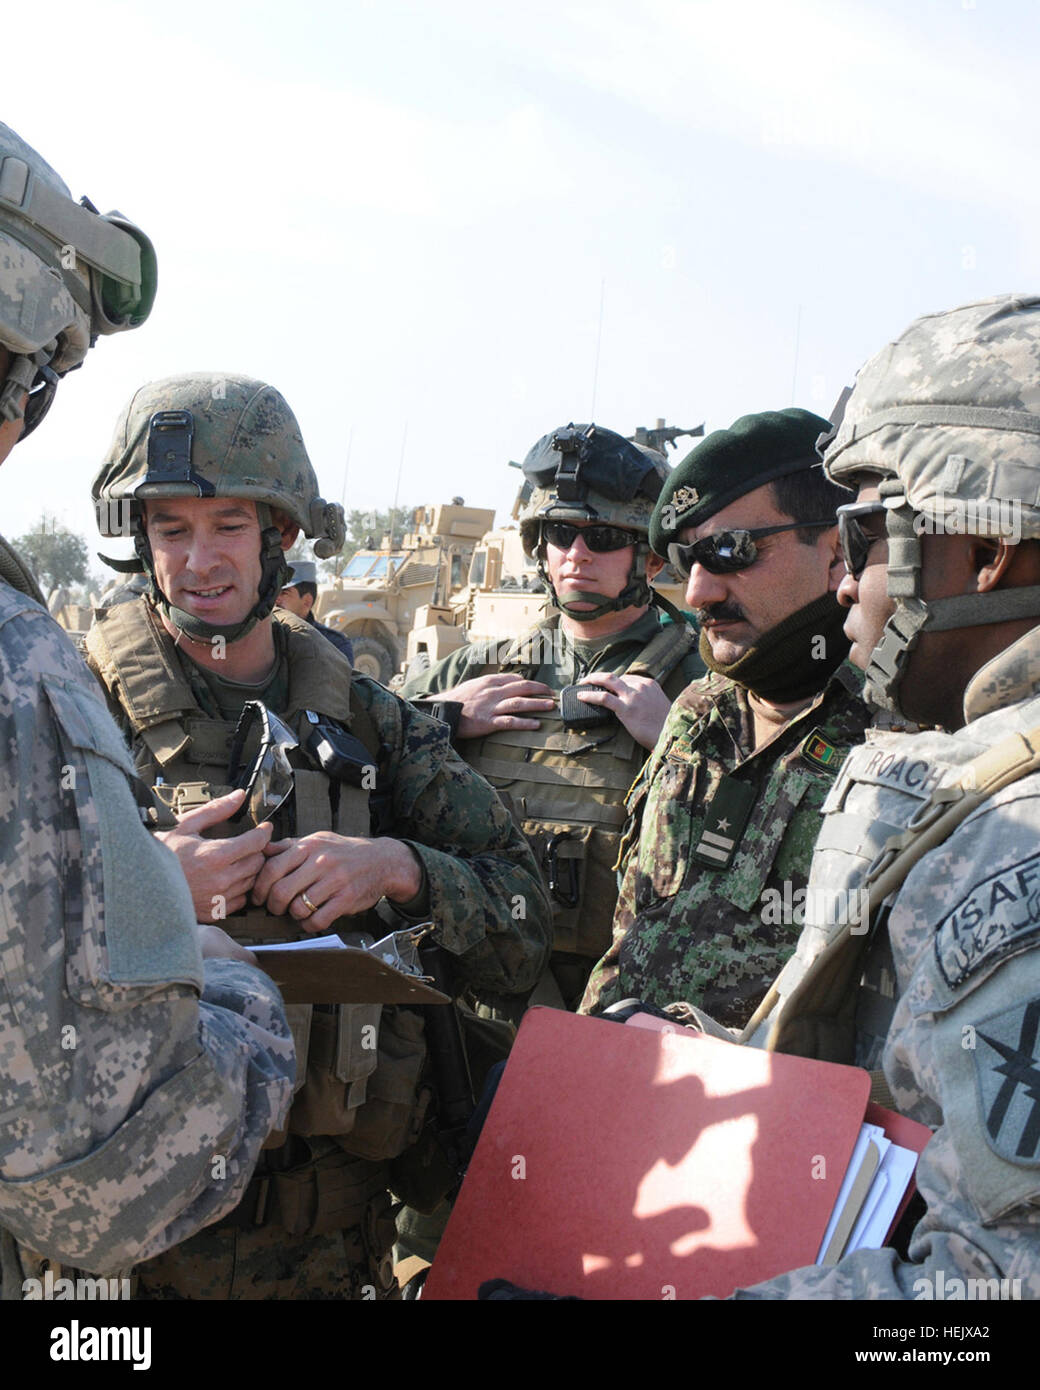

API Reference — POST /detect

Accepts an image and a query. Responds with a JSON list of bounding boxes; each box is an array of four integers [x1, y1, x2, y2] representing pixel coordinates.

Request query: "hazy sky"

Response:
[[3, 0, 1037, 579]]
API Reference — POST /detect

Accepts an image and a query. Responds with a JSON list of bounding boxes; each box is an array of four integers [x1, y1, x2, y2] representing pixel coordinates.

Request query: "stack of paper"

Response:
[[424, 1008, 931, 1301]]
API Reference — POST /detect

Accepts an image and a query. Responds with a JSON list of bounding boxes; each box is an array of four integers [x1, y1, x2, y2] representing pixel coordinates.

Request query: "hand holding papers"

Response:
[[424, 1009, 930, 1300]]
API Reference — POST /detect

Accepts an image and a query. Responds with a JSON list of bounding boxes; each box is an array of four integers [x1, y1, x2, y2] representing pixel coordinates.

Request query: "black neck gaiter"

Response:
[[698, 592, 851, 702]]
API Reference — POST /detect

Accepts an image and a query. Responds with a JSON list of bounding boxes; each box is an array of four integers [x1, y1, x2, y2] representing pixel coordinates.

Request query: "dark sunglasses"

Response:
[[836, 502, 888, 580], [667, 520, 833, 578], [227, 701, 299, 827], [542, 520, 638, 553]]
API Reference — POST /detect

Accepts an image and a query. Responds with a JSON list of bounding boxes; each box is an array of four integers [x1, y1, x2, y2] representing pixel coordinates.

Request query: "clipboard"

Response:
[[252, 938, 450, 1005]]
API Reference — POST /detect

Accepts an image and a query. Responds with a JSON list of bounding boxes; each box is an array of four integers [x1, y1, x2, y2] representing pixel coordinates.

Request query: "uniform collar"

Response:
[[963, 623, 1040, 724]]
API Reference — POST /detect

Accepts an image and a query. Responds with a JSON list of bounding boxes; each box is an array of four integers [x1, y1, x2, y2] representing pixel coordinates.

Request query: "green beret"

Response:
[[649, 408, 833, 555]]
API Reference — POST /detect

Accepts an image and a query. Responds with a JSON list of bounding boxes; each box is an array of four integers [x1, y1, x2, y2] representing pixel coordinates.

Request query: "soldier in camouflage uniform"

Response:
[[0, 125, 294, 1290], [581, 410, 874, 1029], [731, 294, 1040, 1299], [403, 423, 705, 1014], [276, 559, 354, 663], [87, 373, 551, 1298]]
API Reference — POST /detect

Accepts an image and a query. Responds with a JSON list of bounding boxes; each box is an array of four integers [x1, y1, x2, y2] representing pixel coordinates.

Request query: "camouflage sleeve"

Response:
[[732, 793, 1040, 1301], [0, 596, 294, 1273], [354, 675, 551, 994], [398, 642, 492, 702]]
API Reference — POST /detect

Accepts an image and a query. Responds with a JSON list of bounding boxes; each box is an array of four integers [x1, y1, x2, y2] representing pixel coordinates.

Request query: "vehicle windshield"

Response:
[[343, 553, 376, 578], [368, 554, 406, 578]]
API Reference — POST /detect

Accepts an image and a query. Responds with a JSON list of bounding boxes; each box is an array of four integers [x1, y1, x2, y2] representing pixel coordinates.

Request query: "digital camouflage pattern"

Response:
[[403, 609, 705, 1008], [347, 666, 553, 989], [824, 294, 1040, 537], [0, 121, 155, 374], [581, 663, 872, 1028], [93, 373, 346, 556], [733, 624, 1040, 1298], [0, 586, 294, 1279]]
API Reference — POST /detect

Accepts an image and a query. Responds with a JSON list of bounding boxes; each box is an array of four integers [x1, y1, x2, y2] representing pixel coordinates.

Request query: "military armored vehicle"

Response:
[[313, 502, 495, 682]]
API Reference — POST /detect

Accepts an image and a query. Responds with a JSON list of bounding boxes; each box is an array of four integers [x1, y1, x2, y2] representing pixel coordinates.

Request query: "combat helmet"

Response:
[[0, 122, 156, 436], [518, 422, 670, 618], [822, 293, 1040, 713], [92, 373, 346, 644]]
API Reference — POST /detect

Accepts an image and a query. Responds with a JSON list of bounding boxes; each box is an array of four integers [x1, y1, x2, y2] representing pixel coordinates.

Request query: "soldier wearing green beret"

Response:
[[581, 408, 874, 1028]]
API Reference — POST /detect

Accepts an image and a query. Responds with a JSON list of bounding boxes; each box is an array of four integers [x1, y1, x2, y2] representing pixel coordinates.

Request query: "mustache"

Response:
[[697, 602, 746, 625]]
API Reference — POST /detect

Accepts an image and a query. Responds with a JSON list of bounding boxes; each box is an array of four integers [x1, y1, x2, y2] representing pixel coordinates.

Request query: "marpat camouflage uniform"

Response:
[[581, 662, 872, 1028], [734, 625, 1040, 1298], [403, 608, 704, 1010], [88, 599, 550, 1298], [0, 585, 294, 1283]]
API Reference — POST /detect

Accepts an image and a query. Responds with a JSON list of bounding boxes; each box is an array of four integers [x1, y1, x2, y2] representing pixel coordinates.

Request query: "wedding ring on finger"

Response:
[[299, 891, 317, 915]]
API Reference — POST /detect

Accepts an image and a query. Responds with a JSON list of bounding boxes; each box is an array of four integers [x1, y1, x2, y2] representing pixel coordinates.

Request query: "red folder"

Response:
[[424, 1008, 874, 1300]]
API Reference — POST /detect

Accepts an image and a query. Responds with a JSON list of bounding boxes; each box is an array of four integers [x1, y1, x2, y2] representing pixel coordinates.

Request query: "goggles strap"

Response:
[[0, 349, 50, 424], [864, 487, 1040, 714]]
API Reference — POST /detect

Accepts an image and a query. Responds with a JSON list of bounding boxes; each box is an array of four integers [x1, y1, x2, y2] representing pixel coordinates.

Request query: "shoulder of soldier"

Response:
[[350, 671, 453, 762], [400, 633, 520, 698], [814, 660, 874, 739], [672, 668, 733, 717], [0, 582, 97, 697]]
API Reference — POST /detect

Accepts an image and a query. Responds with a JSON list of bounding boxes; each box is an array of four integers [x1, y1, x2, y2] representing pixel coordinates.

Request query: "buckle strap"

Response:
[[217, 1156, 387, 1237]]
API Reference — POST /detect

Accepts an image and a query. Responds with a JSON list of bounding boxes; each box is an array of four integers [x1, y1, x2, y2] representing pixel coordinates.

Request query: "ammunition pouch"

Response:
[[289, 1003, 431, 1163], [222, 1142, 388, 1238], [526, 819, 624, 962]]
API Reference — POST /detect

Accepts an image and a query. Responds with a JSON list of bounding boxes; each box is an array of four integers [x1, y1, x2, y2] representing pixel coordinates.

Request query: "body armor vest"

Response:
[[748, 717, 1040, 1104], [85, 599, 430, 1190], [461, 616, 696, 971]]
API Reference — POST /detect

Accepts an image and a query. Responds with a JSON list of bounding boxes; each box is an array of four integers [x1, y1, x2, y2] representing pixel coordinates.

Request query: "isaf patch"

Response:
[[934, 853, 1040, 988], [976, 999, 1040, 1162]]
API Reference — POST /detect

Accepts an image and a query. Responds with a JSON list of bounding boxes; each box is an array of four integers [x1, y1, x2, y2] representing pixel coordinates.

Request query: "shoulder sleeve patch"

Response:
[[934, 852, 1040, 990]]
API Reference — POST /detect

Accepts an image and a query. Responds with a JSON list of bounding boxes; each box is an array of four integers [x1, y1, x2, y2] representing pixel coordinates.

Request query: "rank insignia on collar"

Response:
[[672, 485, 700, 513], [800, 727, 842, 772], [692, 775, 756, 869]]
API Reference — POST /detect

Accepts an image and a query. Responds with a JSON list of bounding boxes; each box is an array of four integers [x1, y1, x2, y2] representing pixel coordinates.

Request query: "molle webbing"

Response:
[[625, 619, 696, 685], [85, 594, 376, 854], [462, 616, 694, 962], [753, 721, 1040, 1062]]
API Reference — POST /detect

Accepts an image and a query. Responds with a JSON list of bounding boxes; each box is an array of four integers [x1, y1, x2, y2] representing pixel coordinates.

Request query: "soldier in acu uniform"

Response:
[[402, 423, 705, 1015], [87, 373, 550, 1298], [581, 410, 873, 1029], [732, 294, 1040, 1298], [0, 125, 294, 1291]]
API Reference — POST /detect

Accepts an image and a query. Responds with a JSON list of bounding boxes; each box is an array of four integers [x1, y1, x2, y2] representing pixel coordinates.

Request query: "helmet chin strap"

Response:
[[864, 481, 1040, 714], [138, 501, 291, 646], [538, 533, 653, 620]]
